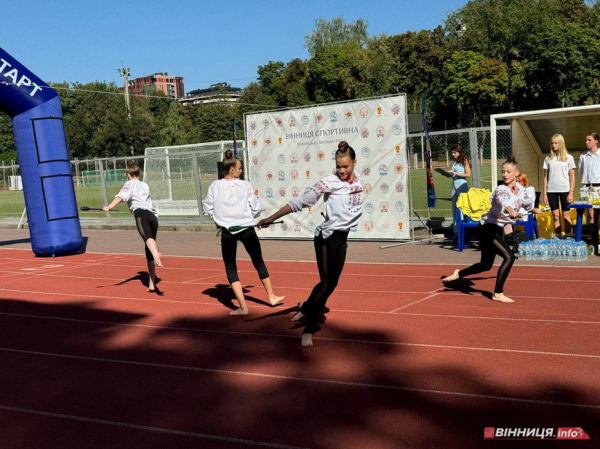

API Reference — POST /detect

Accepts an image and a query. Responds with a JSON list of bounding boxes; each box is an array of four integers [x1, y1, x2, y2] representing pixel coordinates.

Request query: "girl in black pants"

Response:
[[204, 150, 284, 315], [258, 141, 364, 346], [104, 162, 163, 293], [443, 155, 534, 303]]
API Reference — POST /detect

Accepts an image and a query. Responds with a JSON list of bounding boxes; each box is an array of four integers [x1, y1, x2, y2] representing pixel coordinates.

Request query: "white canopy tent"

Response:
[[490, 104, 600, 193]]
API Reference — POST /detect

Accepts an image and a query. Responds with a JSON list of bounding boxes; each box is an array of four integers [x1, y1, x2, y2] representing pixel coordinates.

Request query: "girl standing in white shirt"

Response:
[[543, 134, 575, 234], [257, 141, 364, 346], [443, 155, 534, 303], [104, 162, 163, 293], [578, 132, 600, 225], [204, 150, 284, 315]]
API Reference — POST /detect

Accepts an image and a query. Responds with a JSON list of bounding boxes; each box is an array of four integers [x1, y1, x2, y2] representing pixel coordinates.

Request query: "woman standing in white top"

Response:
[[578, 132, 600, 224], [443, 155, 534, 303], [204, 150, 284, 316], [543, 134, 575, 234], [104, 161, 163, 293], [257, 141, 364, 346]]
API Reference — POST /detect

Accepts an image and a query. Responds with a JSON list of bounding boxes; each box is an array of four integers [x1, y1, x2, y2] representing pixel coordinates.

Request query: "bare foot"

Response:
[[269, 295, 285, 306], [154, 253, 163, 268], [301, 334, 313, 346], [442, 269, 460, 283], [229, 308, 249, 316], [492, 293, 514, 303], [147, 288, 155, 293], [291, 302, 305, 321]]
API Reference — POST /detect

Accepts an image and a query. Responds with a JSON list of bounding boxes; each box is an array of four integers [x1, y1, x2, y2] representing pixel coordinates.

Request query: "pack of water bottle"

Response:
[[518, 237, 589, 261]]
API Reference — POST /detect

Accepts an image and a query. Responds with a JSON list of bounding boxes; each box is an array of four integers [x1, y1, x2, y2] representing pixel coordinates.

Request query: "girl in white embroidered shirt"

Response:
[[257, 141, 364, 346], [442, 155, 534, 303], [103, 162, 163, 293], [204, 150, 284, 315]]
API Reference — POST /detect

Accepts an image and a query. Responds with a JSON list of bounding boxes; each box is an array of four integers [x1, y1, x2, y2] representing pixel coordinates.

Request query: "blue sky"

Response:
[[2, 0, 468, 93]]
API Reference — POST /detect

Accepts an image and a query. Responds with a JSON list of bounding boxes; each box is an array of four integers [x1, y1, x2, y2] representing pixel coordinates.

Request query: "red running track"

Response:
[[0, 248, 598, 448]]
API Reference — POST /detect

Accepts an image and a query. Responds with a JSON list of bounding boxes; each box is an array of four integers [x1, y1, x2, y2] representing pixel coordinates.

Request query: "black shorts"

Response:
[[547, 192, 569, 212], [133, 209, 158, 261]]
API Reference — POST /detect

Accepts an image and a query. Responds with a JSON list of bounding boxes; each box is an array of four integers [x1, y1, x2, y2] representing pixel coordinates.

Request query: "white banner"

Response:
[[245, 95, 409, 240]]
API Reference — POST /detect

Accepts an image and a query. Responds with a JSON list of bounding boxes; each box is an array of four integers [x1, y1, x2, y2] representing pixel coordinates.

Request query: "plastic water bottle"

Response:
[[541, 241, 549, 260], [520, 241, 529, 260]]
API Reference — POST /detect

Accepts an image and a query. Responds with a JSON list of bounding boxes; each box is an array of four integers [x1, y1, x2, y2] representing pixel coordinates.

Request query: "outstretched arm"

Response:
[[257, 205, 292, 227], [103, 196, 123, 212]]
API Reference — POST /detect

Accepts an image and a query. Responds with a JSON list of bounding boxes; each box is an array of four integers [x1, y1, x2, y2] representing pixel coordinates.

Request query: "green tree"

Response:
[[304, 17, 369, 56], [0, 113, 17, 163], [442, 51, 508, 127]]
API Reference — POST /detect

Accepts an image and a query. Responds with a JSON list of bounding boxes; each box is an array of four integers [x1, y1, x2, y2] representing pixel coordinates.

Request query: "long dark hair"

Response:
[[335, 141, 356, 160], [450, 144, 470, 167]]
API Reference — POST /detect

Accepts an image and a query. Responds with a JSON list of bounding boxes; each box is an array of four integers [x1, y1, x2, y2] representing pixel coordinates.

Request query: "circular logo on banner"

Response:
[[364, 221, 374, 232], [379, 164, 388, 176], [291, 170, 298, 180], [252, 173, 260, 182], [289, 116, 297, 127], [331, 149, 337, 160], [263, 119, 270, 128], [364, 183, 372, 193], [380, 183, 389, 194], [344, 110, 353, 120], [316, 113, 324, 123], [266, 188, 273, 198], [264, 137, 272, 146], [361, 128, 369, 138], [278, 171, 285, 181], [362, 165, 371, 177], [394, 164, 404, 174], [360, 107, 369, 118], [290, 153, 298, 163], [303, 152, 311, 162], [292, 187, 299, 197], [301, 115, 309, 125], [392, 123, 402, 135], [279, 187, 286, 197], [317, 151, 325, 161], [308, 221, 316, 232], [391, 104, 401, 115], [251, 156, 259, 165], [266, 171, 273, 181], [361, 147, 371, 158], [364, 202, 374, 213], [380, 202, 389, 213], [376, 126, 385, 137], [275, 117, 283, 127], [395, 182, 404, 193], [277, 154, 285, 164], [330, 111, 338, 122], [250, 121, 257, 131], [395, 201, 405, 212]]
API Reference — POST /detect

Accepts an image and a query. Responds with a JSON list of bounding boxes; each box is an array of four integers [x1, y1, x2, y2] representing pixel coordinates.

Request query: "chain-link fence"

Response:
[[407, 126, 511, 228], [1, 129, 511, 235]]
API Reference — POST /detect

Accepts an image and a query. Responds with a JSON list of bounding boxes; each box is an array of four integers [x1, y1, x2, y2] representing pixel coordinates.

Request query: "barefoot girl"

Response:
[[104, 161, 163, 292], [257, 141, 363, 346], [204, 150, 284, 315], [442, 155, 534, 303]]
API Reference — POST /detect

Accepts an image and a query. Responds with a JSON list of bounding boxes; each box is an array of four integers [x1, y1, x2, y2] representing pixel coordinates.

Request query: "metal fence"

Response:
[[0, 127, 511, 234], [407, 126, 511, 224]]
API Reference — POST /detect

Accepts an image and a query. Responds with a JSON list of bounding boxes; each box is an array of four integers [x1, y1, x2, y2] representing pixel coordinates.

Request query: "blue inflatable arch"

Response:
[[0, 47, 82, 256]]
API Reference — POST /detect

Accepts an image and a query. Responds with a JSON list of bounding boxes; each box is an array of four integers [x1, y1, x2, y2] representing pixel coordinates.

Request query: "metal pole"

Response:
[[469, 128, 481, 188], [191, 153, 203, 218]]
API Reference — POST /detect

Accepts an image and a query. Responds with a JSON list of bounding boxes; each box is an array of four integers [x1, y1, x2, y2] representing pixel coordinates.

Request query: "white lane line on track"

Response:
[[1, 288, 599, 324], [389, 290, 442, 312], [0, 347, 598, 410], [0, 404, 306, 449], [0, 313, 599, 359]]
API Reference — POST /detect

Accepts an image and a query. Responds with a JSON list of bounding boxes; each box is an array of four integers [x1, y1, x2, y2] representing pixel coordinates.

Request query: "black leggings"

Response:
[[133, 209, 158, 261], [300, 230, 349, 334], [459, 223, 515, 294], [221, 227, 269, 284]]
